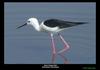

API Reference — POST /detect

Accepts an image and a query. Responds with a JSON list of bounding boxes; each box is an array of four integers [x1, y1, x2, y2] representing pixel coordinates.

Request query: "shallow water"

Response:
[[4, 3, 96, 64]]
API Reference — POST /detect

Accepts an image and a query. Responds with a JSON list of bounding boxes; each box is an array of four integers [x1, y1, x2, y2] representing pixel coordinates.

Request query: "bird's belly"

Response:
[[40, 25, 61, 33]]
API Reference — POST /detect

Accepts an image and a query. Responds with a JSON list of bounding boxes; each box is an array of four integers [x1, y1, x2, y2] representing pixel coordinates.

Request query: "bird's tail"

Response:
[[70, 22, 88, 27], [74, 22, 87, 25]]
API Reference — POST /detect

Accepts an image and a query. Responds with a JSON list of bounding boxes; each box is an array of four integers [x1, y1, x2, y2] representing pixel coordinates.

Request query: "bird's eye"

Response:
[[27, 21, 30, 23]]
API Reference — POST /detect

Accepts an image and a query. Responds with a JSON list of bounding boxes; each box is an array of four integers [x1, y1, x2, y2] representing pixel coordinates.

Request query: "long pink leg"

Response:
[[50, 33, 56, 64], [58, 34, 70, 54]]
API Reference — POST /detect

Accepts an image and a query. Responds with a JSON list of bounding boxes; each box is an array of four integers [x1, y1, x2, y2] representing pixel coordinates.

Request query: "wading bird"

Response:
[[17, 17, 86, 64]]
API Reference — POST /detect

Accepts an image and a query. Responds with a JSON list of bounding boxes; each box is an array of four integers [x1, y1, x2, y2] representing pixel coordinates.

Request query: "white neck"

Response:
[[31, 20, 40, 31]]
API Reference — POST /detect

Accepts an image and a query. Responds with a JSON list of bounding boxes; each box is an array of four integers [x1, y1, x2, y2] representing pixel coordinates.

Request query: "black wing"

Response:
[[44, 19, 87, 28]]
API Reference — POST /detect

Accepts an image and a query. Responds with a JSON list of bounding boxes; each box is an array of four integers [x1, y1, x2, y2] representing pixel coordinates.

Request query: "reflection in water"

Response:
[[51, 54, 56, 64], [51, 53, 69, 64], [58, 54, 69, 64]]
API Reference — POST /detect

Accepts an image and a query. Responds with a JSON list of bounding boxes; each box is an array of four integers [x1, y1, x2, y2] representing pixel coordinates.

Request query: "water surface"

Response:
[[4, 3, 96, 64]]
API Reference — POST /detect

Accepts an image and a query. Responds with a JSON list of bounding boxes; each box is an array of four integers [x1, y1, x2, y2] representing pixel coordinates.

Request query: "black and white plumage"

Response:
[[17, 17, 87, 64], [17, 17, 86, 33]]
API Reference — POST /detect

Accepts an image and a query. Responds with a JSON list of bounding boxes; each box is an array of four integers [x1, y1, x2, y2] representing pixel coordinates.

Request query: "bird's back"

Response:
[[44, 19, 87, 28]]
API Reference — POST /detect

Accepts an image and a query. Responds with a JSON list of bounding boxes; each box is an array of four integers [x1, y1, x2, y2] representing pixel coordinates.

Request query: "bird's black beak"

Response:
[[16, 23, 27, 29]]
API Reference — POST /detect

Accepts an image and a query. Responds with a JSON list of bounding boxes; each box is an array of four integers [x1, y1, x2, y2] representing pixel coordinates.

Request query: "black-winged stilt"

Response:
[[17, 17, 87, 64]]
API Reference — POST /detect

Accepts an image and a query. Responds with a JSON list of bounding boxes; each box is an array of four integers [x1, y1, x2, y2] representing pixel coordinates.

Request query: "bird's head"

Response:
[[16, 17, 38, 29]]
